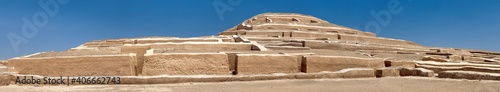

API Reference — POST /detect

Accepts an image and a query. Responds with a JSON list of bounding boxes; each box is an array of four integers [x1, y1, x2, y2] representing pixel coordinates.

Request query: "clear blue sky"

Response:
[[1, 0, 499, 60]]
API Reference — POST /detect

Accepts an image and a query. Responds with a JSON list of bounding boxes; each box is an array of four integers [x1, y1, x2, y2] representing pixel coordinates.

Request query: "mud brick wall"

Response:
[[303, 55, 385, 73], [291, 31, 339, 39], [245, 31, 284, 37], [236, 54, 301, 74], [339, 34, 417, 46], [142, 53, 230, 75], [136, 38, 222, 44], [8, 54, 136, 76], [150, 43, 253, 51], [121, 44, 151, 75]]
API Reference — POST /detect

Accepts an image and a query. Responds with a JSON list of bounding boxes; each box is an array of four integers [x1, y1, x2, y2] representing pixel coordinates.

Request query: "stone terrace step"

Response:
[[415, 61, 500, 75], [4, 68, 378, 85], [438, 71, 500, 81], [417, 65, 500, 74], [416, 61, 500, 68]]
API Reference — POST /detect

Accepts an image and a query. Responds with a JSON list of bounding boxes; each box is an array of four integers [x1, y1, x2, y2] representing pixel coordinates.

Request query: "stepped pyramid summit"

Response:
[[2, 13, 500, 85]]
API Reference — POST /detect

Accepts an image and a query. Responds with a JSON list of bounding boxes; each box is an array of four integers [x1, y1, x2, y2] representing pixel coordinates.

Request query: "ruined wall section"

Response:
[[8, 54, 137, 76]]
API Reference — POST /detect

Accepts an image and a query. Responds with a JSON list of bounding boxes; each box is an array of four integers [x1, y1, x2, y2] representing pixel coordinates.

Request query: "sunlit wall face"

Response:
[[1, 0, 499, 60]]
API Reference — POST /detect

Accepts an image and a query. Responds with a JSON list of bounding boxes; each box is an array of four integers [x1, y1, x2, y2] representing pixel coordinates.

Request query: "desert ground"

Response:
[[1, 77, 500, 92]]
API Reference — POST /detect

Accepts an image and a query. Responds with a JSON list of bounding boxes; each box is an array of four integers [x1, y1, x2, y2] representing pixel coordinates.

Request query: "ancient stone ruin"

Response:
[[2, 13, 500, 85]]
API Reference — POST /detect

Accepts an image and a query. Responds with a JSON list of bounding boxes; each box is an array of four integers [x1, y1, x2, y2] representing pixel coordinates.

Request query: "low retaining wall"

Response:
[[438, 71, 500, 81], [302, 40, 426, 52], [339, 34, 417, 46], [83, 39, 134, 47], [265, 46, 311, 50], [385, 60, 416, 68], [291, 31, 339, 39], [142, 53, 230, 75], [3, 68, 377, 86], [236, 54, 301, 74], [303, 55, 385, 73], [376, 67, 400, 77], [245, 31, 285, 37], [150, 43, 253, 51], [136, 38, 231, 44], [399, 68, 434, 77], [7, 54, 136, 76], [416, 65, 500, 74]]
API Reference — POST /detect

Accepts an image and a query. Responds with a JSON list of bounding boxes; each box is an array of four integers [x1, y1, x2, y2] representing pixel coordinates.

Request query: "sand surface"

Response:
[[1, 77, 500, 92]]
